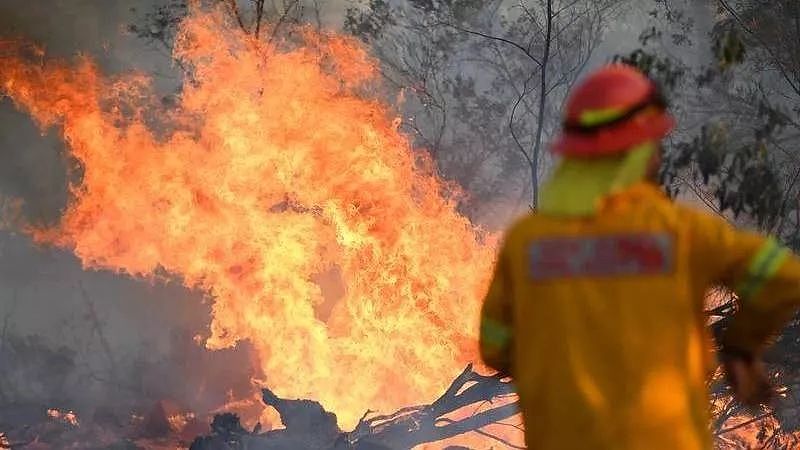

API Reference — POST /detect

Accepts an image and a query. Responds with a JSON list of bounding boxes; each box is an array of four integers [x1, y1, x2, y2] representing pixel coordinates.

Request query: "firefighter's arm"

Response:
[[688, 211, 800, 406], [721, 238, 800, 356], [687, 210, 800, 354], [479, 243, 514, 376], [691, 209, 800, 355], [717, 231, 800, 407], [721, 250, 800, 408]]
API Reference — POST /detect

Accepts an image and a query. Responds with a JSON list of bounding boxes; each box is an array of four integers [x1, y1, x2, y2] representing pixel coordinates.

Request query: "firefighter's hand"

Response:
[[722, 351, 774, 409]]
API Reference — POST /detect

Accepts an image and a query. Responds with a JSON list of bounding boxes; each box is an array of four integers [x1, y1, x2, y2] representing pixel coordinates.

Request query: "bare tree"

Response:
[[347, 0, 626, 215]]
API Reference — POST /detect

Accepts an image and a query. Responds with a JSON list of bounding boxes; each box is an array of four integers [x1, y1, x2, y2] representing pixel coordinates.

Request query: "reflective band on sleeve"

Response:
[[481, 317, 511, 349], [579, 107, 626, 127], [736, 238, 790, 301]]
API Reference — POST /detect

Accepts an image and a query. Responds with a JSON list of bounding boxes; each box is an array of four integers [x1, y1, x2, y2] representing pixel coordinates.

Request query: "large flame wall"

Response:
[[0, 7, 496, 426]]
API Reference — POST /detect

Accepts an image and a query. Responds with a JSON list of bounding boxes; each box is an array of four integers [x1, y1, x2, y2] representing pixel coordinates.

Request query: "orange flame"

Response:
[[0, 6, 497, 428]]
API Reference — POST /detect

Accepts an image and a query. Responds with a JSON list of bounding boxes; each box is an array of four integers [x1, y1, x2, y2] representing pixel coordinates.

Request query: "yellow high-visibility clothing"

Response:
[[480, 182, 800, 450]]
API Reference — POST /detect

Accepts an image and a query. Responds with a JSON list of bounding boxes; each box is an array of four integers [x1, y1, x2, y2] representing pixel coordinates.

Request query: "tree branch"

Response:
[[715, 411, 774, 435], [267, 0, 300, 45], [435, 21, 542, 67], [227, 0, 247, 33], [254, 0, 266, 38], [529, 0, 554, 209]]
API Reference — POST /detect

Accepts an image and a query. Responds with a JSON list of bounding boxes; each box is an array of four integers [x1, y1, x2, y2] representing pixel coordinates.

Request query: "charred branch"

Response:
[[187, 365, 518, 449]]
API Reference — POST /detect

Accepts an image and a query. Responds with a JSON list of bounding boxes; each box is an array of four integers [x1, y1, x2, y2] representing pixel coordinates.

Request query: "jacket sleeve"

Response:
[[722, 244, 800, 356], [479, 242, 514, 375], [688, 209, 800, 356]]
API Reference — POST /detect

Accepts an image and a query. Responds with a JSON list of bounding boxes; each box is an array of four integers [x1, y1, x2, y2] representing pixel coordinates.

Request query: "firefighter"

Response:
[[479, 63, 800, 449]]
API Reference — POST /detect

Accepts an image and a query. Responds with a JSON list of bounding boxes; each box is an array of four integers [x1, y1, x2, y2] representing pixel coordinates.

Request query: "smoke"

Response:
[[0, 1, 171, 345], [0, 0, 255, 418]]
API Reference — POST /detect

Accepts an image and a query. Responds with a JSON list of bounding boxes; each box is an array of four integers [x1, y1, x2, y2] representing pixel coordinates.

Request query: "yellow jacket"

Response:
[[480, 182, 800, 450]]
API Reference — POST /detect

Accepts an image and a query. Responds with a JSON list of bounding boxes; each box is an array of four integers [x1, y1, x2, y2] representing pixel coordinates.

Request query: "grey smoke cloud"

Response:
[[0, 0, 195, 352]]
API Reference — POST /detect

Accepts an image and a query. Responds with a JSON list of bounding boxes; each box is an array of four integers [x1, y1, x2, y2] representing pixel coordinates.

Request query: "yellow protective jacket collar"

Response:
[[538, 142, 656, 216]]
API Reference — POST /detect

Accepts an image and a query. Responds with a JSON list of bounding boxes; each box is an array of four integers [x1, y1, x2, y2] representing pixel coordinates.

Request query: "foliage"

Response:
[[618, 2, 798, 234], [127, 1, 189, 50]]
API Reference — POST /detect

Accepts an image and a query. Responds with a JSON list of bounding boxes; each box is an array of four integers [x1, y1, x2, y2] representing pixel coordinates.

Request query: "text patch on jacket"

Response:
[[528, 233, 675, 280]]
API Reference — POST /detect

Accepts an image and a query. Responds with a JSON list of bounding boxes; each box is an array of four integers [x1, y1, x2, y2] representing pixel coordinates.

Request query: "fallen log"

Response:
[[189, 364, 520, 449], [341, 364, 518, 449]]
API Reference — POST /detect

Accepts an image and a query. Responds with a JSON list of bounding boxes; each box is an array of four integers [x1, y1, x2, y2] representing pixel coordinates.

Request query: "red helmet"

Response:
[[551, 64, 675, 157]]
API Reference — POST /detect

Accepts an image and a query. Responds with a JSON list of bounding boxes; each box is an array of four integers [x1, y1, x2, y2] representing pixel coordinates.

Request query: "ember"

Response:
[[46, 408, 79, 427], [168, 412, 196, 433]]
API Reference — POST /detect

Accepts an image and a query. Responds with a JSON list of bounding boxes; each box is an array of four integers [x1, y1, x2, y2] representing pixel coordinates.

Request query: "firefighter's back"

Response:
[[504, 183, 711, 450], [481, 63, 800, 450]]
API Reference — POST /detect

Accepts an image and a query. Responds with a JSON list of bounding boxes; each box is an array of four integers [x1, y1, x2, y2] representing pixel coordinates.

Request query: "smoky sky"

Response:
[[0, 1, 281, 360]]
